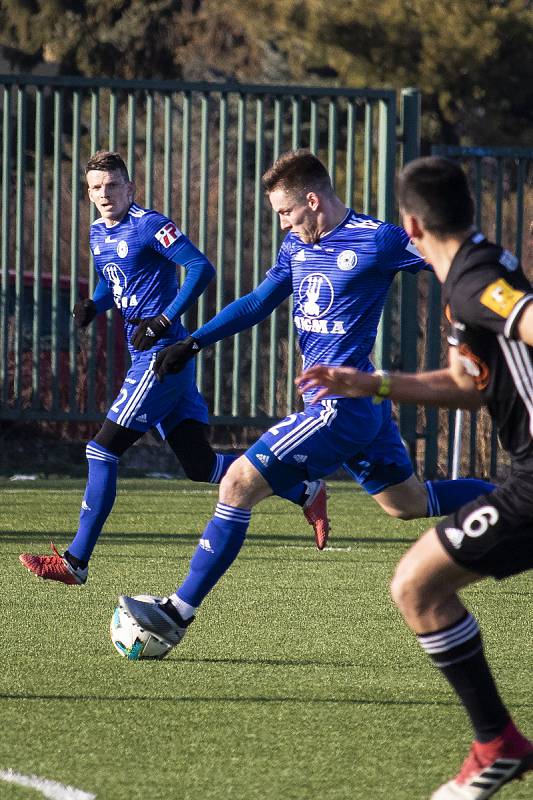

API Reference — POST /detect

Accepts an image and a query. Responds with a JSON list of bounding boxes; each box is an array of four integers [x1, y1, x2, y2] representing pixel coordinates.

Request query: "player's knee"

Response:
[[219, 460, 246, 498], [219, 456, 265, 507], [390, 556, 426, 617]]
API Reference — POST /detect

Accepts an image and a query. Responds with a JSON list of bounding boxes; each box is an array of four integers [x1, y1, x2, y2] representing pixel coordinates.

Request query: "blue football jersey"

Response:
[[90, 203, 194, 354], [266, 210, 425, 377]]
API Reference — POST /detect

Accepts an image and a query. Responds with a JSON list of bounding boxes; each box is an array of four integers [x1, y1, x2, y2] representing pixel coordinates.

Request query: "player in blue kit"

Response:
[[19, 150, 327, 585], [119, 149, 494, 650]]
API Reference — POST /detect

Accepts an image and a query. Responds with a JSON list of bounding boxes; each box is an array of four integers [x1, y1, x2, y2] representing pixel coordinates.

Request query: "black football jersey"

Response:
[[442, 232, 533, 463]]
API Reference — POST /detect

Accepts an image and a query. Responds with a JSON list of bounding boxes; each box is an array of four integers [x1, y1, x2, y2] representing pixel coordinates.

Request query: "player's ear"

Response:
[[127, 180, 135, 202], [401, 212, 423, 240], [306, 191, 320, 211], [410, 216, 424, 239]]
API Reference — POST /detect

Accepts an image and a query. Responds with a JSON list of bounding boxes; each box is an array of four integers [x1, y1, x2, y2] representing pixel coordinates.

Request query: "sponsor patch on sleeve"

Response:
[[480, 278, 525, 318], [155, 221, 181, 248]]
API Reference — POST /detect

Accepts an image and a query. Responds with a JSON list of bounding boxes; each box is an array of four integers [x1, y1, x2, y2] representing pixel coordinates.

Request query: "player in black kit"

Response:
[[296, 156, 533, 799]]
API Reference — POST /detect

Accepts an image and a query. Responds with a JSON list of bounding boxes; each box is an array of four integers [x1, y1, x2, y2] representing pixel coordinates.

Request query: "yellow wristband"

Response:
[[372, 370, 391, 404]]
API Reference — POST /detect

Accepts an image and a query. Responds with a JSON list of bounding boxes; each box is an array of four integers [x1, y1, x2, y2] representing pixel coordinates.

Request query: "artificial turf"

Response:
[[1, 479, 531, 799]]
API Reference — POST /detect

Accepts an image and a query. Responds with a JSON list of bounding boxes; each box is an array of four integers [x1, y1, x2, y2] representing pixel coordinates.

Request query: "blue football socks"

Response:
[[176, 502, 251, 607], [425, 478, 495, 516], [67, 441, 119, 564]]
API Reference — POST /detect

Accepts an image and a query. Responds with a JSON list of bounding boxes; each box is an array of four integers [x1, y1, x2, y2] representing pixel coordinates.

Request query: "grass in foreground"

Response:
[[0, 478, 532, 799]]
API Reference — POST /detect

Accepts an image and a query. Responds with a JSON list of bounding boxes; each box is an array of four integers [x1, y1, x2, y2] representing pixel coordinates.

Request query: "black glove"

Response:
[[153, 336, 201, 382], [130, 313, 171, 351], [72, 298, 97, 329]]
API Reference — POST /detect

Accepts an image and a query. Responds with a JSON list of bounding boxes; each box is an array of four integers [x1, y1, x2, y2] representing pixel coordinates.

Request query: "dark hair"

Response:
[[398, 156, 474, 238], [85, 150, 130, 181], [262, 149, 333, 199]]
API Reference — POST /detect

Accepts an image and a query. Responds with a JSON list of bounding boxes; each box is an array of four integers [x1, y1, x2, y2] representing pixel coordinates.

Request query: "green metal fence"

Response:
[[0, 75, 415, 425], [3, 74, 531, 479]]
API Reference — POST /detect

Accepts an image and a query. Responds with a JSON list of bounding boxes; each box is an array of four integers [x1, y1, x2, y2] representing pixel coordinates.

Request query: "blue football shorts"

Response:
[[106, 351, 209, 438], [245, 396, 413, 495]]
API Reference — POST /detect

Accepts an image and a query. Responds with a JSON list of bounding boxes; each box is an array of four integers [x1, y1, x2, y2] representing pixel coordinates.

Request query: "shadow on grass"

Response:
[[0, 530, 417, 547], [2, 690, 532, 710], [0, 690, 488, 708]]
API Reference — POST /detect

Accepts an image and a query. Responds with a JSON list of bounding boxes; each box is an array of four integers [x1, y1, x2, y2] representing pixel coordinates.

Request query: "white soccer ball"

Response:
[[110, 595, 172, 660]]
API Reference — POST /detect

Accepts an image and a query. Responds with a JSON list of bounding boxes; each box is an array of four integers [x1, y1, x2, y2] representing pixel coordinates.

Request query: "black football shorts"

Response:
[[436, 468, 533, 579]]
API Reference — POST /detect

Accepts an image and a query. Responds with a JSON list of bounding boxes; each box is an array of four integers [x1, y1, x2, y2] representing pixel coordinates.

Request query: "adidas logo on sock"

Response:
[[256, 453, 270, 466], [199, 538, 214, 553], [81, 500, 91, 511]]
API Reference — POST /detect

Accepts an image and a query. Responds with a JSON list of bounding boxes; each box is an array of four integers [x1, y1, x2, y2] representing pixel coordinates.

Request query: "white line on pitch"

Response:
[[0, 770, 96, 800]]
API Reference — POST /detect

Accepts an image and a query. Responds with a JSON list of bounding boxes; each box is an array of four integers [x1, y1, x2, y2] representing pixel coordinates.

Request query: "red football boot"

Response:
[[303, 479, 330, 550], [431, 720, 533, 799], [19, 542, 87, 585]]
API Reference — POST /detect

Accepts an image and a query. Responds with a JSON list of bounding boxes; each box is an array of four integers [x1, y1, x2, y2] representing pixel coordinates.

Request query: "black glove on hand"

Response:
[[72, 298, 97, 329], [153, 336, 201, 382], [130, 314, 171, 351]]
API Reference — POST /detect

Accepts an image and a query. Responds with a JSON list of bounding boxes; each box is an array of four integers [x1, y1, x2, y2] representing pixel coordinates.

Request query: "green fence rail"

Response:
[[6, 76, 530, 479]]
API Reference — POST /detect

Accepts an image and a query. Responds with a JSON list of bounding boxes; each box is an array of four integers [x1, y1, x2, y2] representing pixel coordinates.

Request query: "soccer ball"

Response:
[[110, 595, 172, 660]]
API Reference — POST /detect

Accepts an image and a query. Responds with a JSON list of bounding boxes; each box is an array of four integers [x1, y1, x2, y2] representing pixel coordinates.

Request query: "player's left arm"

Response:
[[131, 218, 215, 351]]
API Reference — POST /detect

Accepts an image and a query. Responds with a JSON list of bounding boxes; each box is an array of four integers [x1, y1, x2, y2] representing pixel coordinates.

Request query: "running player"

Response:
[[118, 150, 493, 652], [19, 150, 327, 586], [297, 156, 533, 799]]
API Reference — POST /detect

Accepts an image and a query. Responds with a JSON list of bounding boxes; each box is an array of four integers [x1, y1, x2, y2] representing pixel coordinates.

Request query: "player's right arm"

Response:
[[296, 349, 482, 410], [72, 277, 114, 328], [153, 274, 292, 381]]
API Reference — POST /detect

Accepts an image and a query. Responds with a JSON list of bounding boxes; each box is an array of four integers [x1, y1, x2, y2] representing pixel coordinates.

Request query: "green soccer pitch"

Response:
[[1, 479, 531, 799]]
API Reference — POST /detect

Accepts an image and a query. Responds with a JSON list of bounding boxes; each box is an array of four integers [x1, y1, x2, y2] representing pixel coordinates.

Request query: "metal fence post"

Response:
[[399, 88, 421, 464], [374, 93, 397, 370]]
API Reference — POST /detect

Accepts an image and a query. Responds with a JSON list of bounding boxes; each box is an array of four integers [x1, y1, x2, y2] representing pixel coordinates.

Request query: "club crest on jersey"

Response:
[[295, 273, 345, 335], [103, 262, 138, 309], [155, 221, 181, 248], [298, 273, 334, 318], [337, 249, 357, 271], [117, 240, 128, 258]]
